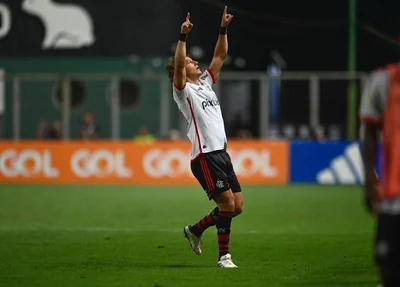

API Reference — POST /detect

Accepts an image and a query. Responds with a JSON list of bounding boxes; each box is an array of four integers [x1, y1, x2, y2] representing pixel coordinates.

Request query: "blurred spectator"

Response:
[[168, 129, 183, 141], [36, 119, 47, 139], [327, 125, 341, 140], [230, 113, 244, 138], [282, 124, 296, 139], [80, 112, 98, 140], [47, 121, 62, 140], [298, 125, 311, 140], [310, 126, 326, 143], [268, 124, 281, 139], [230, 113, 252, 139], [237, 129, 252, 139], [134, 125, 156, 144]]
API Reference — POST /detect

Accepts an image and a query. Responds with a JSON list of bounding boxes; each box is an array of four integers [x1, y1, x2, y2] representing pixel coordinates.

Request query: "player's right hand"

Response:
[[181, 12, 193, 34]]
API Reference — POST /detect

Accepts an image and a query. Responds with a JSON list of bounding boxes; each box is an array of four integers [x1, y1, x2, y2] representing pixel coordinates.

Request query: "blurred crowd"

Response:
[[36, 111, 99, 141], [35, 111, 337, 143]]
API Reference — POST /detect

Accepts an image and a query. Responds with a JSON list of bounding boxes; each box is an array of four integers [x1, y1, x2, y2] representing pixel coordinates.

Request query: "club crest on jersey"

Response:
[[202, 99, 220, 110]]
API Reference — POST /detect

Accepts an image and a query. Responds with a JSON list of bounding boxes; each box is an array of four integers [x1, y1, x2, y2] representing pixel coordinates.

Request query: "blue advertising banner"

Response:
[[290, 141, 382, 184]]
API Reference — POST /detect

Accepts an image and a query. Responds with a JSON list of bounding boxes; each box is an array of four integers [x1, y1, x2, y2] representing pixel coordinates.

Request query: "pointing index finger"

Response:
[[186, 12, 190, 22], [224, 6, 227, 14]]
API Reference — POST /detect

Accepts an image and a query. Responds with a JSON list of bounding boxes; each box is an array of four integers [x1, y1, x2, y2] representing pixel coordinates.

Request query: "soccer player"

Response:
[[166, 6, 243, 268], [360, 63, 400, 287]]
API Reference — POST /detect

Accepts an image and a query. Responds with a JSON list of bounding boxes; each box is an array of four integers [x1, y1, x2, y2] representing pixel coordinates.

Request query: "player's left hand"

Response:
[[221, 6, 233, 28]]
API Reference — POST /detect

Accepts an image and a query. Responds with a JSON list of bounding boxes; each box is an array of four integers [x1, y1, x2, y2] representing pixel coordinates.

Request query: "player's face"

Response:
[[185, 57, 202, 78]]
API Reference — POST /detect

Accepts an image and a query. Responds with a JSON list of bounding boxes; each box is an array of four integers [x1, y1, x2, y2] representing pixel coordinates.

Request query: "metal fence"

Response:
[[2, 71, 368, 140]]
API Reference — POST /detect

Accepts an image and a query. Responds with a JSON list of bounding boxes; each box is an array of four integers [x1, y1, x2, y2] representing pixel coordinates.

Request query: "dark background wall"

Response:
[[1, 0, 399, 71], [0, 0, 181, 57], [1, 0, 399, 139], [178, 0, 400, 72]]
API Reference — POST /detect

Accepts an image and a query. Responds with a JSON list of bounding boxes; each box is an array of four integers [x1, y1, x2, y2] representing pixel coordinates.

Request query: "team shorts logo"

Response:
[[216, 179, 224, 188], [70, 149, 133, 178], [0, 149, 59, 178], [202, 99, 220, 110]]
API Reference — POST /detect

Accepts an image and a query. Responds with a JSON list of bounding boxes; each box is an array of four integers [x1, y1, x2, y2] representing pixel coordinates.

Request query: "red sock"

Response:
[[189, 207, 218, 237], [217, 211, 233, 259]]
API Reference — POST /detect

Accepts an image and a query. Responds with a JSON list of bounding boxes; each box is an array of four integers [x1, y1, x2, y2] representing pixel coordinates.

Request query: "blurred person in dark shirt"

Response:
[[80, 112, 98, 140], [47, 121, 62, 140], [36, 119, 47, 139]]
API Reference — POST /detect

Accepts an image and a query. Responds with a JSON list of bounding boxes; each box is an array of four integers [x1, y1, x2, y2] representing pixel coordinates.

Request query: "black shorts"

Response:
[[191, 149, 242, 200], [375, 213, 400, 270]]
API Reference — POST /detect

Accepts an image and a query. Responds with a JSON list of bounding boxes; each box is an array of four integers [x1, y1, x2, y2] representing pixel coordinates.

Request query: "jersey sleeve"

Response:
[[200, 69, 217, 86], [172, 82, 188, 98], [359, 71, 388, 126]]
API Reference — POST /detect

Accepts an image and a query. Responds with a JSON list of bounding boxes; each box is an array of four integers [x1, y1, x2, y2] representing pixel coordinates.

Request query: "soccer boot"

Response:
[[183, 226, 203, 255], [217, 253, 238, 268]]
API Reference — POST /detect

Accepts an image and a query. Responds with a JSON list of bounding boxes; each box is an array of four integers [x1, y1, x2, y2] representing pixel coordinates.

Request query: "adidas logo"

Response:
[[317, 143, 365, 184]]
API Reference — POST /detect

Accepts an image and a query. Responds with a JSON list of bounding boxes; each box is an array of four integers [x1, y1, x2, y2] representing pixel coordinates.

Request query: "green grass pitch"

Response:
[[0, 185, 378, 287]]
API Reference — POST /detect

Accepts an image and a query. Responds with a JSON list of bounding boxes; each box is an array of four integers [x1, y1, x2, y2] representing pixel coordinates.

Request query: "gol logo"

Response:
[[228, 149, 278, 177], [70, 149, 133, 178], [142, 148, 278, 178], [143, 149, 190, 178], [0, 149, 59, 178]]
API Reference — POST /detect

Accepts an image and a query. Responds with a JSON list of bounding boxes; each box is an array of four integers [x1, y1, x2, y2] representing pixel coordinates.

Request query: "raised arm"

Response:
[[208, 6, 233, 82], [173, 13, 193, 89], [359, 71, 385, 214]]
